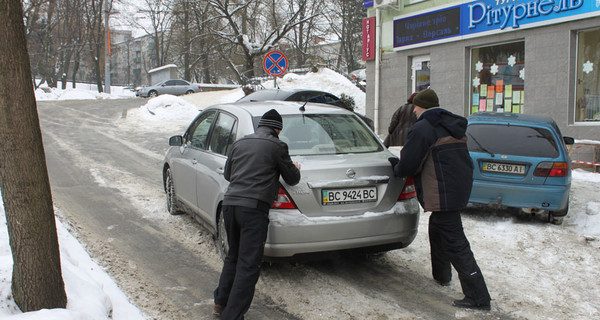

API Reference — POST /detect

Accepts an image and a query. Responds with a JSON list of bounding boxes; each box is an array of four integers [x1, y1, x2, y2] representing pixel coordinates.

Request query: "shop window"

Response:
[[576, 29, 600, 122], [470, 42, 525, 115]]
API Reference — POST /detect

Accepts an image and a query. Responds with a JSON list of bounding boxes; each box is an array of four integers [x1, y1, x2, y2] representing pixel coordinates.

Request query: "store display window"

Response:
[[576, 29, 600, 122], [469, 42, 525, 115]]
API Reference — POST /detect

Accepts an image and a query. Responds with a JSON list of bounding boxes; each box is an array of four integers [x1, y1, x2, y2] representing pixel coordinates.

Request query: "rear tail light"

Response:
[[398, 176, 417, 200], [272, 185, 297, 209], [533, 162, 569, 177]]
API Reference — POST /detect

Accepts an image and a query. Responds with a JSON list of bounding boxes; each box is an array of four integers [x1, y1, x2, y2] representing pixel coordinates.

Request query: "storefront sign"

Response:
[[394, 7, 461, 47], [466, 0, 586, 33], [394, 0, 600, 49], [363, 17, 376, 61], [364, 0, 374, 8]]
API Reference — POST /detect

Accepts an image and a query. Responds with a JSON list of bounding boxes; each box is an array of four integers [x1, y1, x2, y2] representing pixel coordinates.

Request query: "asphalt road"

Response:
[[37, 98, 516, 320]]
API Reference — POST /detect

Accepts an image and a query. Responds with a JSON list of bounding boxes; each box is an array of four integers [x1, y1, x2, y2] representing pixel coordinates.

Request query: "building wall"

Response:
[[368, 16, 600, 145]]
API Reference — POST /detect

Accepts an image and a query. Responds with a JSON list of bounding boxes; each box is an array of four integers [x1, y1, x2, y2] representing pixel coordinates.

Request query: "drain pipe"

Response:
[[373, 8, 381, 136]]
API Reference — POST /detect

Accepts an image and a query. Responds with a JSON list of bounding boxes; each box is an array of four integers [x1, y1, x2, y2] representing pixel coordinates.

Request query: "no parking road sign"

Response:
[[263, 51, 288, 77]]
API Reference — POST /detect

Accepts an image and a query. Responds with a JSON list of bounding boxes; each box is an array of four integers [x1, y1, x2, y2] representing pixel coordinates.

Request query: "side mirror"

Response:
[[169, 135, 183, 146], [563, 136, 575, 145]]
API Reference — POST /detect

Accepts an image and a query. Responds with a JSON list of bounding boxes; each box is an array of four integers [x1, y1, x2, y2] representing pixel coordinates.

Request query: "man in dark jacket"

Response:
[[384, 92, 418, 147], [214, 109, 301, 320], [393, 89, 491, 310]]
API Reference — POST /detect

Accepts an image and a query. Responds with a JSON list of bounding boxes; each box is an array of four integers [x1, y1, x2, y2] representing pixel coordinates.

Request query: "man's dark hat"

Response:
[[413, 89, 439, 109], [258, 109, 283, 130]]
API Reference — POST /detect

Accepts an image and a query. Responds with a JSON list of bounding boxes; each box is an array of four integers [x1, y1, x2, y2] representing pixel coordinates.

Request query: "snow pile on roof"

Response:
[[262, 67, 366, 115]]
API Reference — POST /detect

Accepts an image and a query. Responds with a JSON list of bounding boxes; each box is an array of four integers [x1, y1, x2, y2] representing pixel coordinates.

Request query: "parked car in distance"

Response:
[[350, 68, 366, 82], [466, 112, 574, 225], [237, 88, 375, 129], [163, 101, 420, 260], [136, 79, 202, 97]]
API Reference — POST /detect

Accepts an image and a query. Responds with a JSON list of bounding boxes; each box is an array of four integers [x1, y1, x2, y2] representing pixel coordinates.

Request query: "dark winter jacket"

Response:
[[393, 108, 473, 212], [223, 126, 301, 208], [384, 103, 417, 147]]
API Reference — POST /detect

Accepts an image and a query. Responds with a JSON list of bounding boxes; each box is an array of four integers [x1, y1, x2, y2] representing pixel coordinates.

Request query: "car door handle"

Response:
[[192, 159, 198, 165], [216, 168, 224, 174]]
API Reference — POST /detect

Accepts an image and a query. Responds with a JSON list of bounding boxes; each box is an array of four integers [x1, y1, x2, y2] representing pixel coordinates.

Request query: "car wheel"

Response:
[[149, 90, 158, 97], [548, 199, 568, 225], [217, 210, 229, 261], [186, 90, 194, 95], [165, 168, 183, 215]]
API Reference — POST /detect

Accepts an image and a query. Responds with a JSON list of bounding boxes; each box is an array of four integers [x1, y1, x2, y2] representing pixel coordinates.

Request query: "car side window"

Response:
[[165, 80, 176, 86], [187, 111, 217, 150], [175, 80, 188, 86], [208, 112, 237, 155]]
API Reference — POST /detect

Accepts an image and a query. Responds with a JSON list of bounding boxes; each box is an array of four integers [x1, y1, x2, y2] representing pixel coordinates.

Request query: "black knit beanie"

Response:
[[258, 109, 283, 130], [413, 89, 439, 109]]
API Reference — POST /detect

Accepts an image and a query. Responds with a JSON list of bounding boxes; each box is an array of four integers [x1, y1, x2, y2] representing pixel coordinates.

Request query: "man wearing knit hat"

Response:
[[393, 88, 492, 310], [214, 109, 301, 320]]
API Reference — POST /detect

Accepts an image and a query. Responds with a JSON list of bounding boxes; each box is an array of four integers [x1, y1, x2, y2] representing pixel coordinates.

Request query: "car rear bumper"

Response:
[[264, 198, 421, 258], [469, 179, 570, 212]]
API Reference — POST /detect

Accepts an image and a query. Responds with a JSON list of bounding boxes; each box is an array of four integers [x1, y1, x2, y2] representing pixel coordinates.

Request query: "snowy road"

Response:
[[36, 97, 600, 320]]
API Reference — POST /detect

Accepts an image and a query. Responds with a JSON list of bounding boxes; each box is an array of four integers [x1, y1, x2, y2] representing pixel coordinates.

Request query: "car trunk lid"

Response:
[[278, 152, 406, 217]]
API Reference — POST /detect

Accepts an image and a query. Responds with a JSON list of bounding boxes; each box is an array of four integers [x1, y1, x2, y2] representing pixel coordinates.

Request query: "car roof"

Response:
[[207, 100, 351, 117], [468, 112, 557, 126], [237, 88, 336, 102]]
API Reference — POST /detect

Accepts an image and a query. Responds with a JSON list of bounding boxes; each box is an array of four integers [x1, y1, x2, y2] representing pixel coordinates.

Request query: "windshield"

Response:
[[257, 114, 382, 156], [466, 123, 559, 158]]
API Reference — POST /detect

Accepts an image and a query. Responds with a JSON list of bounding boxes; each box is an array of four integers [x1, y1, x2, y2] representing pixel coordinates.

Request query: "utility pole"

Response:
[[104, 0, 111, 93]]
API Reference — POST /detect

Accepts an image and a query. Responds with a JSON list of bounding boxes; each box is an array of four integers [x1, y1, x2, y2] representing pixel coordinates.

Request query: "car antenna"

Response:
[[300, 101, 307, 124], [299, 100, 307, 112]]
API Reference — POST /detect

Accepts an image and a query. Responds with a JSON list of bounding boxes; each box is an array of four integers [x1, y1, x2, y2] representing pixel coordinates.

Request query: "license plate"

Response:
[[322, 187, 377, 206], [482, 161, 526, 175]]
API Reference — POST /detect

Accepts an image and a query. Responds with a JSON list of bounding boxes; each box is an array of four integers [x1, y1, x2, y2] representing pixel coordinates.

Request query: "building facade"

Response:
[[110, 31, 157, 87], [364, 0, 600, 147]]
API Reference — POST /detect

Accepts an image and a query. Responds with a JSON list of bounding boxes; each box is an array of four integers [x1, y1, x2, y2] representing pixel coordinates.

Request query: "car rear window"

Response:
[[255, 114, 382, 155], [466, 123, 559, 158]]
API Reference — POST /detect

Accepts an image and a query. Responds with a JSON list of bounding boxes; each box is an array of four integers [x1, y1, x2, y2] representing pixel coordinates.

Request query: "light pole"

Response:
[[104, 0, 111, 94]]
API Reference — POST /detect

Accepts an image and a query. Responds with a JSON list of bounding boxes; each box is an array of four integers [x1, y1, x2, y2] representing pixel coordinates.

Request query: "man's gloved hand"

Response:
[[388, 157, 399, 168]]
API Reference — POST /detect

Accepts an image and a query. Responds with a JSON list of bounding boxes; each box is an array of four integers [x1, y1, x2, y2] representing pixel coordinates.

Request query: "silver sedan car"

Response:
[[137, 79, 202, 97], [162, 101, 420, 259]]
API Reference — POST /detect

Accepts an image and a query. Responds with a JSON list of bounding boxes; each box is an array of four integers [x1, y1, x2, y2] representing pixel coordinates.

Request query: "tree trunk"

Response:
[[72, 52, 80, 88], [0, 0, 67, 312]]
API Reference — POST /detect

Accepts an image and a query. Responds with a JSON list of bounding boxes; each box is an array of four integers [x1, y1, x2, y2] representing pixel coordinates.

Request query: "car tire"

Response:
[[186, 90, 194, 95], [217, 209, 229, 261], [149, 90, 158, 97], [548, 199, 568, 225], [165, 168, 183, 215]]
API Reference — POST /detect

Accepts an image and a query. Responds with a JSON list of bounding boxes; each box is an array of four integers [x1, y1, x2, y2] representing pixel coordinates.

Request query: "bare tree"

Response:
[[131, 0, 174, 68], [23, 0, 59, 88], [283, 0, 326, 67], [208, 0, 317, 80], [325, 0, 365, 72], [0, 0, 67, 312], [171, 0, 217, 82], [82, 0, 108, 92]]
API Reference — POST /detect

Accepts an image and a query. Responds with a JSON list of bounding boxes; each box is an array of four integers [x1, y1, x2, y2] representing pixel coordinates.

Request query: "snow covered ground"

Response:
[[2, 69, 600, 319]]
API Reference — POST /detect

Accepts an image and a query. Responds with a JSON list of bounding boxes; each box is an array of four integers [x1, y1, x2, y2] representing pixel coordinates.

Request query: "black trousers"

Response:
[[429, 210, 491, 304], [214, 204, 270, 320]]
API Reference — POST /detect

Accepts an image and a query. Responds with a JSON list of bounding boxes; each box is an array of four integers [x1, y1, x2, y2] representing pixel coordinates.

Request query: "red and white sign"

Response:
[[263, 51, 288, 77], [362, 17, 375, 61]]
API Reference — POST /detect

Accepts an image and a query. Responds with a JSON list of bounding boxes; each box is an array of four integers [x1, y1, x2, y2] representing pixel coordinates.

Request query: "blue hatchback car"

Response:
[[466, 112, 574, 224]]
